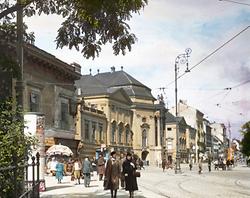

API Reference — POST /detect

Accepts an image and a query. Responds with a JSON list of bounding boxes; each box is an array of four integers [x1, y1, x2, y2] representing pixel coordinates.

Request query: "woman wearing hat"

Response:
[[104, 151, 121, 198], [122, 152, 138, 198]]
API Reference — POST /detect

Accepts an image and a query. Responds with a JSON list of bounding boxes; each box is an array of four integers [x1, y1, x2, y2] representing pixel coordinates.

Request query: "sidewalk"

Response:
[[40, 172, 145, 198]]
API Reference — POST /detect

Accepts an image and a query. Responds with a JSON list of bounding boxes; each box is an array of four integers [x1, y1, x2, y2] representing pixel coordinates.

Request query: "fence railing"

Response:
[[0, 152, 40, 198]]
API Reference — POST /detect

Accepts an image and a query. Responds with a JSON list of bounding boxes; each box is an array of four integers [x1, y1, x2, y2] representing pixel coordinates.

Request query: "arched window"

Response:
[[142, 129, 147, 148], [125, 125, 130, 144], [118, 122, 124, 144], [111, 121, 116, 143]]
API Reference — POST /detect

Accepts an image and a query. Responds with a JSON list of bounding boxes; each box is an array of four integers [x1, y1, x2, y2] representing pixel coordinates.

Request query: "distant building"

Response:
[[165, 111, 190, 163], [211, 122, 227, 158], [75, 67, 161, 165], [203, 119, 212, 154], [212, 135, 223, 159], [170, 100, 205, 161]]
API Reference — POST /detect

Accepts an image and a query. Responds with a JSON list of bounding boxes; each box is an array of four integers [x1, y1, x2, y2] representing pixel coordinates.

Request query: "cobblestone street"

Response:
[[41, 164, 250, 198]]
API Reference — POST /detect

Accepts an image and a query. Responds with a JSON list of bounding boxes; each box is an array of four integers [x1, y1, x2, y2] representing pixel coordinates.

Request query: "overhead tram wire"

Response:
[[164, 26, 250, 88], [232, 79, 250, 88], [219, 0, 250, 7]]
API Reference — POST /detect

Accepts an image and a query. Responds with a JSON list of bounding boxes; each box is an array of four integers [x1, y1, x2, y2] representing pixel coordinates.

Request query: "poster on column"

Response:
[[24, 112, 46, 192]]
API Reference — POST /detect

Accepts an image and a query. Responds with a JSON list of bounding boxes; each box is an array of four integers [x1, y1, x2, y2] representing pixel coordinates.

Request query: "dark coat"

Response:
[[104, 158, 120, 190], [122, 159, 138, 191], [97, 157, 105, 175]]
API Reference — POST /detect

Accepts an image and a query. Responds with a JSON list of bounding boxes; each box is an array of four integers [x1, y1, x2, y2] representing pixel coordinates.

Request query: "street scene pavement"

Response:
[[41, 164, 250, 198]]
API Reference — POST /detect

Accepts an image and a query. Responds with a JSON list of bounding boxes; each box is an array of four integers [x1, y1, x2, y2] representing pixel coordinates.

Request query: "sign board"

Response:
[[24, 113, 46, 191]]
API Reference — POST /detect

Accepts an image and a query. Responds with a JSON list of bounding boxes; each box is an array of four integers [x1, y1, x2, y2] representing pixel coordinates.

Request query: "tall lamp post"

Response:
[[174, 48, 192, 174]]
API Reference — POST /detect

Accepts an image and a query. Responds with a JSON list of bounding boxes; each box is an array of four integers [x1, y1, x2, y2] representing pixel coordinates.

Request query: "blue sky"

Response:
[[24, 0, 250, 139]]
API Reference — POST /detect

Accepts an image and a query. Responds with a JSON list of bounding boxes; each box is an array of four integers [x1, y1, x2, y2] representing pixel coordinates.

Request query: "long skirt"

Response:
[[56, 171, 63, 181]]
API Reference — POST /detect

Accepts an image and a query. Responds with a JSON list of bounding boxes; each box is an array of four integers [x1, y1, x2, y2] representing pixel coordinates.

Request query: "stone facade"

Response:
[[14, 44, 81, 155], [75, 68, 163, 165], [75, 99, 107, 159], [165, 112, 190, 163], [76, 88, 134, 159]]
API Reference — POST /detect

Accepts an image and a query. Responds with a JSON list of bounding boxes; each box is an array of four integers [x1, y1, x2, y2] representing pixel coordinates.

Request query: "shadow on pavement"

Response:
[[41, 193, 146, 198], [45, 185, 73, 191]]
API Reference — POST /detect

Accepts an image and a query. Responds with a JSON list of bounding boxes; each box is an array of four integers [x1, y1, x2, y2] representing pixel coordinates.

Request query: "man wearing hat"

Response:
[[104, 151, 121, 198]]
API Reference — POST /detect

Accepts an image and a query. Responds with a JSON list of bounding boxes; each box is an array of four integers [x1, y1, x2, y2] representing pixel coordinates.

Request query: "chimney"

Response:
[[77, 88, 81, 96], [70, 62, 81, 74], [111, 66, 115, 73]]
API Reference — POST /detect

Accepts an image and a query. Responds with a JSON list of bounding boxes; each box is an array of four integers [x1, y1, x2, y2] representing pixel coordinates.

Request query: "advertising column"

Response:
[[24, 112, 46, 191]]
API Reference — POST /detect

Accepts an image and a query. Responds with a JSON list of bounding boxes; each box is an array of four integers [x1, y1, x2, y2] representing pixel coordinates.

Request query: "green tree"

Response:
[[241, 121, 250, 157], [0, 99, 36, 197], [0, 0, 148, 59]]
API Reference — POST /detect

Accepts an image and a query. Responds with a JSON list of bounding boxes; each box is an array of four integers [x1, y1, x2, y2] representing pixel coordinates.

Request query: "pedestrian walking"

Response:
[[82, 157, 92, 187], [189, 159, 193, 171], [55, 159, 64, 183], [104, 151, 121, 198], [119, 153, 126, 189], [97, 153, 105, 181], [208, 158, 211, 172], [72, 158, 82, 184], [162, 158, 166, 172], [198, 157, 202, 174], [122, 152, 138, 198]]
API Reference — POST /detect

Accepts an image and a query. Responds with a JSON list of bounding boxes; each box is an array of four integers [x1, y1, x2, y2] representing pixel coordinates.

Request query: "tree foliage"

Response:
[[240, 121, 250, 157], [0, 0, 148, 59], [0, 99, 36, 197]]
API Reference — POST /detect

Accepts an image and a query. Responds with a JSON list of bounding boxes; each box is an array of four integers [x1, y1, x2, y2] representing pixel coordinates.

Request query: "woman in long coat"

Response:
[[104, 151, 121, 198], [122, 152, 138, 198], [97, 154, 105, 181]]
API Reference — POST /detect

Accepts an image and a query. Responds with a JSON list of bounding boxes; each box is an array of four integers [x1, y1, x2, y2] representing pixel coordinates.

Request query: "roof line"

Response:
[[123, 72, 133, 84]]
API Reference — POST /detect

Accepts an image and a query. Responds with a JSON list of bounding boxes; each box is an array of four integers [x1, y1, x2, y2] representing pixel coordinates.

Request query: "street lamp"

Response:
[[174, 48, 192, 174]]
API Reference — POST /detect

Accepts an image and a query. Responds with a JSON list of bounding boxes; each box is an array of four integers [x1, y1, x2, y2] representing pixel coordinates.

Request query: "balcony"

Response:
[[82, 106, 104, 115]]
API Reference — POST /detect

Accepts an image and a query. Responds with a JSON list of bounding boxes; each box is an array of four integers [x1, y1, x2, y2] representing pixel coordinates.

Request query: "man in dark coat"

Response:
[[122, 152, 138, 198], [104, 151, 121, 198]]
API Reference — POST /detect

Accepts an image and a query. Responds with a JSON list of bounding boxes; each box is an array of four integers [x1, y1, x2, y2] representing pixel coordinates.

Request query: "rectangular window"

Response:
[[99, 123, 103, 142], [167, 141, 172, 150], [92, 122, 96, 142], [167, 128, 172, 131], [111, 122, 116, 143], [125, 126, 130, 144], [61, 102, 69, 130], [30, 92, 40, 112], [85, 120, 90, 140]]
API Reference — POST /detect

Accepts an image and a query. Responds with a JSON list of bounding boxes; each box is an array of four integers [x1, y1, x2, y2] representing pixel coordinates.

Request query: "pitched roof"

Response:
[[75, 75, 107, 96], [95, 71, 146, 88], [165, 112, 177, 123], [76, 70, 155, 100], [165, 111, 186, 125]]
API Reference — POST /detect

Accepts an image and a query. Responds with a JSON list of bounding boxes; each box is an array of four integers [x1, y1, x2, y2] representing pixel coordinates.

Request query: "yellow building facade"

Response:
[[75, 67, 163, 165]]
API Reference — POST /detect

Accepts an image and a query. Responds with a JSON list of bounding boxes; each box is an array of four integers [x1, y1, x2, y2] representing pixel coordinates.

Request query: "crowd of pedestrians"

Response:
[[46, 151, 143, 198]]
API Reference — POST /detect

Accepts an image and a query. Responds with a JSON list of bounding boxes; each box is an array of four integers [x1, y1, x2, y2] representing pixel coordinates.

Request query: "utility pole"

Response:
[[174, 48, 192, 174], [228, 121, 231, 148]]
